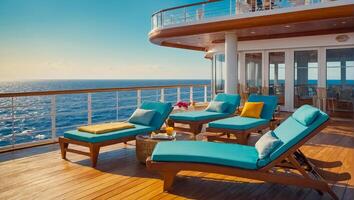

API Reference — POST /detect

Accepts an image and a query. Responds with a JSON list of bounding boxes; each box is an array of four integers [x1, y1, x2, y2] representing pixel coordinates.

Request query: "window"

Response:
[[212, 54, 225, 93], [245, 53, 262, 94], [294, 50, 318, 108], [326, 48, 354, 118], [269, 52, 285, 105]]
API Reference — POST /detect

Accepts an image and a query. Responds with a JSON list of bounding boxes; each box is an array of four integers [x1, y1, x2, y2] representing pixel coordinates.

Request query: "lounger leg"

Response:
[[59, 138, 69, 159], [237, 133, 249, 145], [167, 119, 174, 127], [89, 144, 100, 167], [190, 123, 203, 140], [207, 135, 217, 142], [161, 171, 178, 191]]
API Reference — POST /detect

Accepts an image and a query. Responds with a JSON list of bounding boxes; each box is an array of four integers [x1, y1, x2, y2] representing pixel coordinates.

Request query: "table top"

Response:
[[136, 132, 194, 142]]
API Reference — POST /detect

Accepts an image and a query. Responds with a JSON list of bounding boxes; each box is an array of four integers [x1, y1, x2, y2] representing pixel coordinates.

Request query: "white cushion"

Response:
[[255, 131, 282, 159], [128, 109, 156, 126]]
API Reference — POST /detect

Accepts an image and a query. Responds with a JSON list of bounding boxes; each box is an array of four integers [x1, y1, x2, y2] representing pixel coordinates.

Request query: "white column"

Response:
[[285, 49, 294, 111], [225, 32, 238, 94]]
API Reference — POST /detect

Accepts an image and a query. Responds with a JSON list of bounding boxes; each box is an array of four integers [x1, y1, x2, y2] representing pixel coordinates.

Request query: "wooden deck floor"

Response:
[[0, 119, 353, 200]]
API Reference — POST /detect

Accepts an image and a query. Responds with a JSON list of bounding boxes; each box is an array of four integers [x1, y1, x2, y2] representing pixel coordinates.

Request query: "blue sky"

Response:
[[0, 0, 210, 80]]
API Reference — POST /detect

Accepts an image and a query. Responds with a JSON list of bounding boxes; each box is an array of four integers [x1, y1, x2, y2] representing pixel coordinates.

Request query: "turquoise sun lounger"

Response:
[[206, 94, 278, 144], [147, 105, 337, 199], [167, 93, 241, 138], [59, 101, 172, 167]]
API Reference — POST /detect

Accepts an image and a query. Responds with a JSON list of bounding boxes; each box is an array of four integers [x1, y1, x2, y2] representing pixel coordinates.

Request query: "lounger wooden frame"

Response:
[[206, 122, 270, 144], [146, 120, 338, 199], [167, 115, 233, 139], [59, 134, 139, 167]]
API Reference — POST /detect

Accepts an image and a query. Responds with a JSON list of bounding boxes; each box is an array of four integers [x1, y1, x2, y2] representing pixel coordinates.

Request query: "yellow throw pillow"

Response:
[[240, 102, 264, 118], [78, 122, 135, 134]]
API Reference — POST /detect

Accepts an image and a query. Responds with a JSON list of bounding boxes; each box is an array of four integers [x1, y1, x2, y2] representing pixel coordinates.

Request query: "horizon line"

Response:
[[0, 78, 211, 82]]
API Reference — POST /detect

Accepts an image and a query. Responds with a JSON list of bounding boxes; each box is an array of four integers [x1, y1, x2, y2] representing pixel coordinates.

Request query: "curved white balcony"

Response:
[[151, 0, 339, 30]]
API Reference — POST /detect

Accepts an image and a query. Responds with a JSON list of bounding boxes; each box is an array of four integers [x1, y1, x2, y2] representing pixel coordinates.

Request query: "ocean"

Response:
[[0, 80, 211, 147]]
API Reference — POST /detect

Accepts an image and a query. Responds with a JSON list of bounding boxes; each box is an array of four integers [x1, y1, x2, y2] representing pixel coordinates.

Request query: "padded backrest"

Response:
[[248, 95, 278, 120], [268, 108, 329, 161], [213, 93, 241, 114], [140, 101, 173, 130]]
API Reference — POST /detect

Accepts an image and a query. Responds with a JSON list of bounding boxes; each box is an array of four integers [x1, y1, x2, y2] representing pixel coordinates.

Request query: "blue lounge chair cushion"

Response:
[[255, 131, 282, 159], [205, 101, 229, 113], [269, 106, 329, 161], [169, 111, 229, 122], [214, 93, 241, 114], [64, 124, 155, 143], [248, 95, 278, 120], [208, 116, 268, 130], [128, 109, 156, 126], [292, 104, 320, 126], [64, 101, 172, 143], [151, 141, 259, 169], [140, 101, 173, 130]]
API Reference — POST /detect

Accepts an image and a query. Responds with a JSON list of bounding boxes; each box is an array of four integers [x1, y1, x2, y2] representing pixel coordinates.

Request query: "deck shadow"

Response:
[[306, 131, 354, 149], [0, 144, 59, 163], [70, 146, 160, 179], [167, 175, 329, 200]]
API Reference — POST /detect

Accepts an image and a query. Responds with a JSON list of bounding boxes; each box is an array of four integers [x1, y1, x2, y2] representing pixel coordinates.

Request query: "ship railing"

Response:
[[0, 84, 211, 152], [151, 0, 335, 30]]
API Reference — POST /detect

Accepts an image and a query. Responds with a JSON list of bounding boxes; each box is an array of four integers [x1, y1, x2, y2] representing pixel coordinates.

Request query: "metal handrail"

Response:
[[0, 84, 208, 98], [151, 0, 222, 17], [151, 0, 332, 30], [0, 84, 211, 152]]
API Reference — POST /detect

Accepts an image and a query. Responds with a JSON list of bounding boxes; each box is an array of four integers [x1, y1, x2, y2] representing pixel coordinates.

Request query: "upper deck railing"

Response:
[[0, 84, 211, 152], [151, 0, 331, 30]]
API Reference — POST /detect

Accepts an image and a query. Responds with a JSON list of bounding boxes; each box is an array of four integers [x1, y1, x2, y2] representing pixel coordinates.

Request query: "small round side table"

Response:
[[136, 132, 193, 164]]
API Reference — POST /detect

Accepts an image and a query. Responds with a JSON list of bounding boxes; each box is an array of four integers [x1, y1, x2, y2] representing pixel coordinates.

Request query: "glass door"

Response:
[[326, 48, 354, 118], [212, 54, 225, 94], [294, 50, 318, 108], [269, 52, 285, 105], [245, 53, 262, 95]]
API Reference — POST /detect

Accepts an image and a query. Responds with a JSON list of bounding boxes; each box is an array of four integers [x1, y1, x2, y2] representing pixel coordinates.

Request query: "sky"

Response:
[[0, 0, 210, 81]]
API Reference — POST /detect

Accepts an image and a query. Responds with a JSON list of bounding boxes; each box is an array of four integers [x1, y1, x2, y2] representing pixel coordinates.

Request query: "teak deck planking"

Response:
[[0, 116, 353, 200]]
